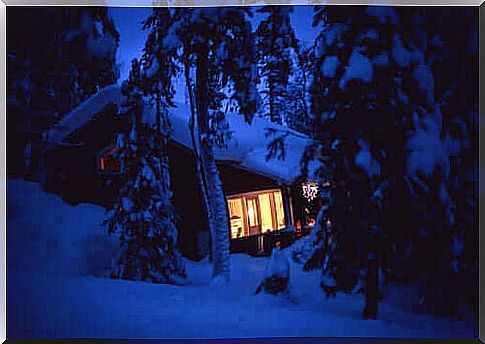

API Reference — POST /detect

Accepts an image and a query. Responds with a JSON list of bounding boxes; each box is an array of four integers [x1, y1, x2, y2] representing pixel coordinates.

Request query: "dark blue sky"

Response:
[[109, 7, 152, 82], [109, 6, 319, 84]]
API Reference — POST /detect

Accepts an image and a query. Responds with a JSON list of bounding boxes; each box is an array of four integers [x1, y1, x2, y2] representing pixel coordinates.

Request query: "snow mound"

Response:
[[7, 179, 118, 277]]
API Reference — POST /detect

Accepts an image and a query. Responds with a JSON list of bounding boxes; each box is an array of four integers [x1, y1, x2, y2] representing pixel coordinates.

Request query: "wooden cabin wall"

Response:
[[41, 131, 310, 259], [167, 143, 208, 260], [217, 163, 280, 196], [43, 144, 98, 204], [41, 104, 123, 206]]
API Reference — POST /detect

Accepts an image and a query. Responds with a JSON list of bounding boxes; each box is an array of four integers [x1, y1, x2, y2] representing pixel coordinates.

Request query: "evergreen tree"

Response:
[[256, 6, 310, 162], [7, 7, 119, 178], [287, 46, 313, 134], [142, 7, 258, 281], [397, 7, 479, 317], [105, 59, 186, 284], [256, 6, 299, 126], [302, 6, 439, 319]]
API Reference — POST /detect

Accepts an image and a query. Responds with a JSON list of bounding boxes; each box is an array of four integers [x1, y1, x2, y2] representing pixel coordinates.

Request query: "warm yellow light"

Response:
[[226, 189, 287, 238]]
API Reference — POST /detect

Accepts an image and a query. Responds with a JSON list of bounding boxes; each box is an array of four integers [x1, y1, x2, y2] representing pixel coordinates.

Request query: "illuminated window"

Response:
[[228, 198, 245, 238], [98, 145, 121, 174], [258, 193, 273, 233], [273, 191, 286, 229], [227, 189, 287, 239]]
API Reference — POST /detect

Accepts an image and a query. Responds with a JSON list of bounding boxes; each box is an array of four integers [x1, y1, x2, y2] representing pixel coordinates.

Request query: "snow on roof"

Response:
[[47, 84, 311, 184], [168, 100, 311, 184], [46, 85, 123, 144]]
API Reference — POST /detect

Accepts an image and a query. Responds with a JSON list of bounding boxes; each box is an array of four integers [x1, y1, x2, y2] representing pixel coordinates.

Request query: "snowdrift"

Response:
[[7, 179, 477, 339]]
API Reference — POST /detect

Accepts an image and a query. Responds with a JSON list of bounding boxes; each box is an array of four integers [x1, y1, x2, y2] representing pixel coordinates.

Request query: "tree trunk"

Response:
[[194, 46, 231, 280], [268, 74, 276, 124], [183, 52, 214, 261], [363, 252, 379, 320], [204, 148, 231, 279]]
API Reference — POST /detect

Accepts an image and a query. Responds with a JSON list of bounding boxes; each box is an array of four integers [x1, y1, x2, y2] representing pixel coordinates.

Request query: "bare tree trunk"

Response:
[[363, 224, 380, 321], [183, 52, 214, 262], [204, 150, 230, 279], [195, 48, 230, 281]]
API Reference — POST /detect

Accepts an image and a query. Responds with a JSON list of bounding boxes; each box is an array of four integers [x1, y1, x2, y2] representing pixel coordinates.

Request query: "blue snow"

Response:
[[7, 179, 478, 339], [321, 55, 339, 78], [339, 51, 373, 90], [355, 139, 381, 177]]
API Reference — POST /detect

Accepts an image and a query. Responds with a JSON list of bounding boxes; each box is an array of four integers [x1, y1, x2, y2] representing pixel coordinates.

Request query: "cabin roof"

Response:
[[46, 84, 312, 184]]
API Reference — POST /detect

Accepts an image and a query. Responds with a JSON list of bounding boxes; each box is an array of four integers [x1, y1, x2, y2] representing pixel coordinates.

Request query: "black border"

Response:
[[2, 4, 484, 344]]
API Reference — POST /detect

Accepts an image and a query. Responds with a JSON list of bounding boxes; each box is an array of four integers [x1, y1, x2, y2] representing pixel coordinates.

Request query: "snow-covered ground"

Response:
[[7, 179, 477, 338]]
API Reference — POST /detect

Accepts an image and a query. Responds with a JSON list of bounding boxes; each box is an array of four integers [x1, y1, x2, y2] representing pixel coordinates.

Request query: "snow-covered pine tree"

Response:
[[63, 8, 120, 104], [397, 7, 479, 317], [148, 7, 258, 281], [256, 6, 308, 161], [105, 59, 186, 284], [302, 6, 440, 319], [7, 7, 119, 179], [256, 6, 299, 126], [286, 46, 313, 135]]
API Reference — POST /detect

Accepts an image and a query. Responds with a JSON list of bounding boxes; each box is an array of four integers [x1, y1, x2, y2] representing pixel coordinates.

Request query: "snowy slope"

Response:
[[7, 179, 477, 338], [7, 179, 118, 277], [46, 85, 311, 184]]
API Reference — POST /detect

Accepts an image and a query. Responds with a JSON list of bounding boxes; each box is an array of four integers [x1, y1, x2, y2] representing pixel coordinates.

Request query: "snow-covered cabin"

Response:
[[41, 85, 320, 258]]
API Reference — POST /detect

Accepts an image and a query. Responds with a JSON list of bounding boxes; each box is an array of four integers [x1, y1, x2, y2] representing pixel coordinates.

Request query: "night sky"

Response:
[[109, 6, 319, 84]]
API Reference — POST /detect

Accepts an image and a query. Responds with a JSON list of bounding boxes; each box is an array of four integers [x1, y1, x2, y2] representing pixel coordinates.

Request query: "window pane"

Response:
[[258, 193, 273, 233], [246, 198, 259, 228], [226, 189, 287, 239], [228, 198, 245, 238], [273, 191, 286, 229]]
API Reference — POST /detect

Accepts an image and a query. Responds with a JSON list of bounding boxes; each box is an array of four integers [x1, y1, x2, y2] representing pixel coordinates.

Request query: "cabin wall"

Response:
[[40, 137, 310, 259], [218, 163, 280, 195], [167, 143, 208, 260], [42, 143, 108, 205], [41, 104, 128, 205]]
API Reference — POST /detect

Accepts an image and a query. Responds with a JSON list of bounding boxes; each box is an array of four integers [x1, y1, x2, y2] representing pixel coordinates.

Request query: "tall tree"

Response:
[[105, 59, 186, 284], [302, 6, 441, 319], [255, 6, 299, 126], [142, 7, 259, 281], [286, 46, 313, 134], [7, 7, 119, 178], [397, 7, 479, 317]]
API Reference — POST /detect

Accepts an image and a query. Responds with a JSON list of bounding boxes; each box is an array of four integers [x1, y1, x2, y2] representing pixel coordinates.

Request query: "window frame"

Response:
[[227, 188, 286, 239], [96, 144, 122, 176]]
